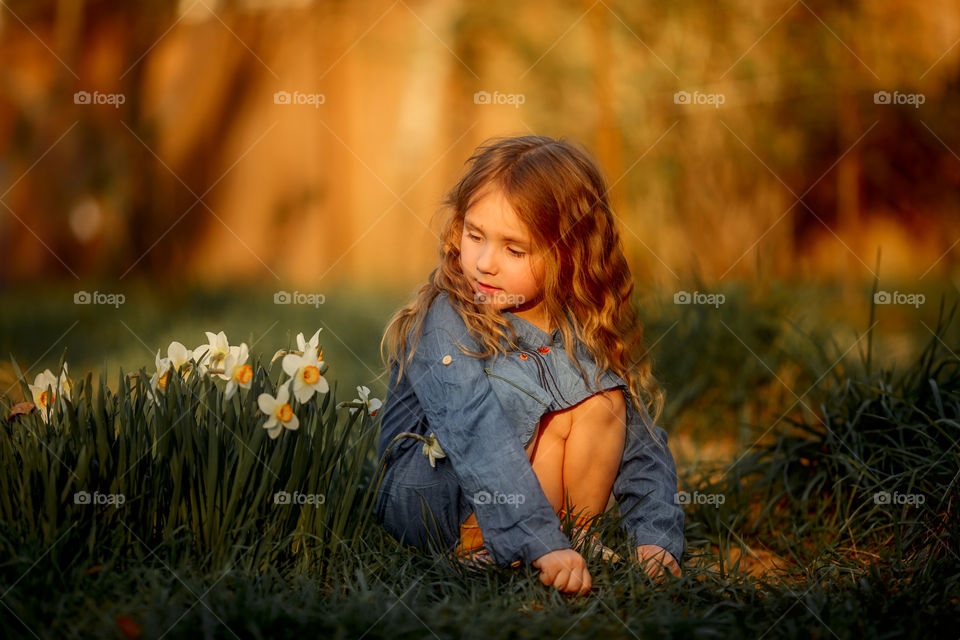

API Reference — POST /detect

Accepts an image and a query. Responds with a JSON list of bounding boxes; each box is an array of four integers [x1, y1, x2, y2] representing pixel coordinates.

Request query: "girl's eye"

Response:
[[467, 233, 481, 242], [508, 248, 526, 258]]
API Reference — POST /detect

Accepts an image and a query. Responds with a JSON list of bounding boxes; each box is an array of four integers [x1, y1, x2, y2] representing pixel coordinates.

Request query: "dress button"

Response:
[[441, 355, 453, 365]]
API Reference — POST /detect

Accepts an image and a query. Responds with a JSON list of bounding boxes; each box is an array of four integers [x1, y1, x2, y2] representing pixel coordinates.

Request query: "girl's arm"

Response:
[[612, 402, 686, 566], [405, 292, 572, 566]]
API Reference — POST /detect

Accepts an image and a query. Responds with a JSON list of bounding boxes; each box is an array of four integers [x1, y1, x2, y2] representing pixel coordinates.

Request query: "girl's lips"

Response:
[[477, 282, 501, 293]]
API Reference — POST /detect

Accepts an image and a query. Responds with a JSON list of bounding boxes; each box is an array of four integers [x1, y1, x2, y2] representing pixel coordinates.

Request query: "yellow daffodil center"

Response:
[[276, 403, 293, 422], [234, 364, 252, 384], [39, 390, 53, 407], [301, 366, 320, 385], [158, 370, 170, 389]]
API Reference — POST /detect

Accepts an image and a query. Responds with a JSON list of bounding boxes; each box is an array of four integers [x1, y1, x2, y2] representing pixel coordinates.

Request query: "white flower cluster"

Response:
[[22, 328, 382, 440], [148, 331, 253, 402]]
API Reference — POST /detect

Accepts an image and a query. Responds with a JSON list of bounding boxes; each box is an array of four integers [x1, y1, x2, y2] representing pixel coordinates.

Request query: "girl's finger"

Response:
[[561, 573, 580, 594], [539, 568, 555, 586]]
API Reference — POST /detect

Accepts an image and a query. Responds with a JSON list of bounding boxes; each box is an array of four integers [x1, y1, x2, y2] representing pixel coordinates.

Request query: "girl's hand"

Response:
[[531, 549, 592, 596], [634, 544, 681, 580]]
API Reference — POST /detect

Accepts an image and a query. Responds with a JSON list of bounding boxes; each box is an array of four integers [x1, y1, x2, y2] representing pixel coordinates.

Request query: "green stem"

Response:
[[377, 431, 430, 471]]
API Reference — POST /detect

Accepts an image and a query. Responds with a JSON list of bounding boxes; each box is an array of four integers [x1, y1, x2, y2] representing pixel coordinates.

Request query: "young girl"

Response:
[[374, 135, 684, 596]]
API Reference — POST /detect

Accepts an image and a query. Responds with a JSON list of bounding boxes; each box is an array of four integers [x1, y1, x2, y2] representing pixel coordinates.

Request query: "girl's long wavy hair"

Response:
[[379, 135, 665, 436]]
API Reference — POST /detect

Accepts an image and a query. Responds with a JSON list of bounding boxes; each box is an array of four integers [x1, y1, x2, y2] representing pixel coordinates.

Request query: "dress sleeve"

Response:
[[405, 293, 572, 566], [612, 400, 686, 563]]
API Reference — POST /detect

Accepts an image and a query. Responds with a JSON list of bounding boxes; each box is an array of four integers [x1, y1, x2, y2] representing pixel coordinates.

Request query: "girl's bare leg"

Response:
[[461, 389, 626, 529], [523, 409, 572, 511], [560, 389, 626, 520]]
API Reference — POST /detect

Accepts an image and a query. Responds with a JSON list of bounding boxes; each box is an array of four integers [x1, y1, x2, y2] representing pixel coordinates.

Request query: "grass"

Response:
[[0, 279, 958, 638]]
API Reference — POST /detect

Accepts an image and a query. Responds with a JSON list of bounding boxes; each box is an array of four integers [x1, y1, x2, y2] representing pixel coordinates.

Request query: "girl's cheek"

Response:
[[530, 256, 546, 281]]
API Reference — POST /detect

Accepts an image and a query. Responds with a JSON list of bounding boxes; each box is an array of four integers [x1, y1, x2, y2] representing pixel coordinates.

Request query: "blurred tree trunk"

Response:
[[837, 88, 863, 292], [586, 0, 628, 253], [54, 0, 82, 61]]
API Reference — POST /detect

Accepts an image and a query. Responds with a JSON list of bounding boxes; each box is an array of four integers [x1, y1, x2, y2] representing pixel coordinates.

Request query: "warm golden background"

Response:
[[1, 0, 959, 436], [2, 0, 958, 289]]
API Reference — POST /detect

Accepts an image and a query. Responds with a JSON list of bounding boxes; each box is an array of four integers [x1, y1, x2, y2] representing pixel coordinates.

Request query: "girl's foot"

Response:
[[571, 527, 622, 563], [455, 516, 522, 568], [560, 507, 622, 564], [455, 545, 496, 568]]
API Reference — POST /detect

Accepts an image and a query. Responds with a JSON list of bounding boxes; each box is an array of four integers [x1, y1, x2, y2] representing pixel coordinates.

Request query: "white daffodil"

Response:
[[297, 329, 325, 370], [193, 331, 231, 374], [422, 432, 446, 468], [258, 384, 299, 439], [282, 347, 329, 403], [148, 350, 173, 403], [338, 385, 382, 417], [28, 366, 72, 423], [167, 341, 194, 378], [219, 343, 253, 400], [270, 330, 324, 369], [296, 329, 322, 354]]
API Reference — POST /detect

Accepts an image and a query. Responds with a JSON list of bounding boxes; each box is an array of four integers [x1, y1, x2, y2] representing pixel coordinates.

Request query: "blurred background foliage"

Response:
[[1, 7, 959, 633], [0, 0, 958, 285], [1, 0, 959, 465]]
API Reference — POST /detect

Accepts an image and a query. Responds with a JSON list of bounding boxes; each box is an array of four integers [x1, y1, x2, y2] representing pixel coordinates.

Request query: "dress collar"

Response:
[[502, 310, 564, 349]]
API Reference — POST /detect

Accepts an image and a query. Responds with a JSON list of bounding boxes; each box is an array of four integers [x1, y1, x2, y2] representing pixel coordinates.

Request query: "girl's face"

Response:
[[459, 187, 551, 332]]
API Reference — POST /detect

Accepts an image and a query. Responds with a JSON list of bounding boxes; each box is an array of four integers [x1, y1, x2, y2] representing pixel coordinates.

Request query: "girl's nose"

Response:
[[476, 245, 497, 274]]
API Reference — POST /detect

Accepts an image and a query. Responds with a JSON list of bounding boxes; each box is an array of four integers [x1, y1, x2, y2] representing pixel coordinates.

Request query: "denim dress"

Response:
[[373, 291, 685, 567]]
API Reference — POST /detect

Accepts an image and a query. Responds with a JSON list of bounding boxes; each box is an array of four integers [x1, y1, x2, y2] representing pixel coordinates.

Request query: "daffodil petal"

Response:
[[281, 354, 301, 377], [257, 393, 276, 414]]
